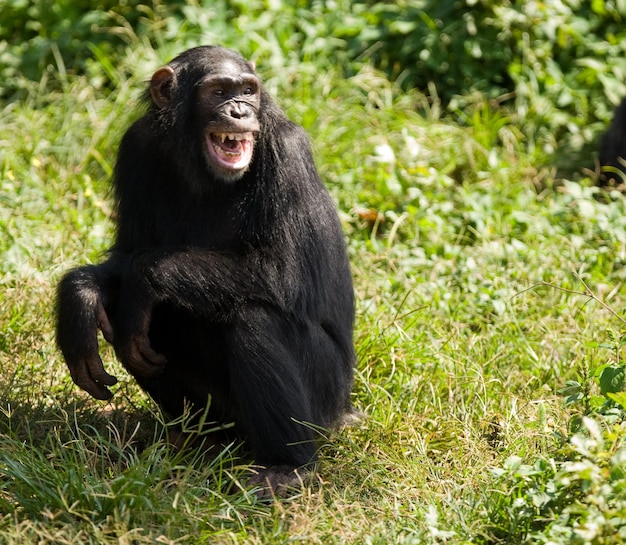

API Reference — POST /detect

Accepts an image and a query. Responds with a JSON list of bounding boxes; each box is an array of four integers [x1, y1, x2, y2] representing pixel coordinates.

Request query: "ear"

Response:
[[150, 66, 176, 109], [249, 61, 256, 72]]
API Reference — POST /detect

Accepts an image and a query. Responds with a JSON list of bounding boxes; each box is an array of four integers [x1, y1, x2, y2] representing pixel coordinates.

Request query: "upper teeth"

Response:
[[218, 133, 248, 142]]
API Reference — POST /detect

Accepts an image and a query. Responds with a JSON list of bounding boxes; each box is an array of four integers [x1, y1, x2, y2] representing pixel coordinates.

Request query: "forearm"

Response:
[[123, 248, 288, 316]]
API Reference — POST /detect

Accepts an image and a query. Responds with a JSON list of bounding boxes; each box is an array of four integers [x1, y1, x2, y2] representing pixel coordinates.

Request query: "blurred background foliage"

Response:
[[2, 0, 626, 158]]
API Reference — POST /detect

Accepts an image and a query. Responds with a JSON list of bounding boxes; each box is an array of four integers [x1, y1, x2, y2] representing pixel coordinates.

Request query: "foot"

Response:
[[247, 464, 312, 499]]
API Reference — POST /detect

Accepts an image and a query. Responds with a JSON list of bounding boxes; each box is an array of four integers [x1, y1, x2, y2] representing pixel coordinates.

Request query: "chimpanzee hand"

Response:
[[66, 302, 118, 401], [114, 294, 167, 378], [115, 330, 167, 378], [57, 269, 119, 400]]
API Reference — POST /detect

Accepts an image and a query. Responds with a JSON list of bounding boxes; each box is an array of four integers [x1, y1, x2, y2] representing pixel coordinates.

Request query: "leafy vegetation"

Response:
[[3, 0, 626, 157], [3, 1, 626, 543]]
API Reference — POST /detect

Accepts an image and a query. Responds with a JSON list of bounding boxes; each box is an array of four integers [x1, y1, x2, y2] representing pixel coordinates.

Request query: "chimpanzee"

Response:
[[599, 96, 626, 187], [56, 45, 355, 496]]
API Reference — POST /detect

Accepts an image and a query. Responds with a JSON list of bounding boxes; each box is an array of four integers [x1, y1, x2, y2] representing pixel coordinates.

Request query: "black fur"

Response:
[[56, 46, 355, 494], [599, 96, 626, 187]]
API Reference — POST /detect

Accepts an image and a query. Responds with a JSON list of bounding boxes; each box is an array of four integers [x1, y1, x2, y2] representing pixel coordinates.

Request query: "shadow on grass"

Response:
[[0, 395, 251, 522]]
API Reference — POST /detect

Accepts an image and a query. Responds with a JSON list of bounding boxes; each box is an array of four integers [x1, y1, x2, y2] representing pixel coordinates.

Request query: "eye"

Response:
[[243, 87, 253, 96], [214, 89, 225, 97]]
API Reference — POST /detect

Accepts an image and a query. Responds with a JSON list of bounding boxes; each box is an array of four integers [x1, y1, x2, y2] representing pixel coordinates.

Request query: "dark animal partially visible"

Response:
[[599, 96, 626, 187], [56, 45, 355, 496]]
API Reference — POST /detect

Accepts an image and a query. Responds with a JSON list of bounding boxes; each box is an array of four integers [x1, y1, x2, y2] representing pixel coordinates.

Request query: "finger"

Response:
[[85, 382, 114, 401], [69, 360, 115, 401], [96, 303, 115, 343], [127, 356, 165, 378], [88, 360, 118, 387], [124, 335, 166, 378], [136, 335, 167, 366]]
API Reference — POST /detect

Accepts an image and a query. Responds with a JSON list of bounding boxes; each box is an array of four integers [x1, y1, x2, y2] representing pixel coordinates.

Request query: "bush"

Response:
[[4, 0, 626, 129], [0, 0, 176, 97], [327, 0, 626, 159], [3, 0, 626, 173]]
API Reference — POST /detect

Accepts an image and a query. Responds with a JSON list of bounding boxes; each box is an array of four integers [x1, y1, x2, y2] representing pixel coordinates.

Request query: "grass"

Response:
[[2, 40, 626, 544]]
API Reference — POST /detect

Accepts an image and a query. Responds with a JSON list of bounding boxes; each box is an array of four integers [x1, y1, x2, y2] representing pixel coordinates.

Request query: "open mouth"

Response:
[[206, 132, 255, 172]]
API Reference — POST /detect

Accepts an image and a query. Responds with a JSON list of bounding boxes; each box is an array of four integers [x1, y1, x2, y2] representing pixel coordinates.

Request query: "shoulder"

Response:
[[118, 116, 155, 151]]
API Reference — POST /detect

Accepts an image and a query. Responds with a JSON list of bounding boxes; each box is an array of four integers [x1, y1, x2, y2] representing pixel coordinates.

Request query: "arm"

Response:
[[113, 246, 294, 374], [56, 261, 121, 400]]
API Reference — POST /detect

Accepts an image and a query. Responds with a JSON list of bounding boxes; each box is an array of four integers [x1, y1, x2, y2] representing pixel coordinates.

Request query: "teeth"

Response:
[[216, 132, 250, 142]]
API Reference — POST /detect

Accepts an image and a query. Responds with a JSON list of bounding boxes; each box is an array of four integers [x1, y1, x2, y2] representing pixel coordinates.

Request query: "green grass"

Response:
[[3, 40, 626, 544]]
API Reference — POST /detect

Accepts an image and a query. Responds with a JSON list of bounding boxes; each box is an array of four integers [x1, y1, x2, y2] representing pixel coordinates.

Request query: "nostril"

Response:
[[228, 103, 250, 119]]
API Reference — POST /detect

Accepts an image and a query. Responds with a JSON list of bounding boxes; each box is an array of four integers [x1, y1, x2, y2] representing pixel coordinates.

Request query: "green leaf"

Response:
[[607, 392, 626, 409], [599, 365, 625, 395]]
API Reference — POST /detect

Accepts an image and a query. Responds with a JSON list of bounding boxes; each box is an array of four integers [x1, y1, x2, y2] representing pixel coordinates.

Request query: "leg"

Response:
[[225, 306, 317, 493], [131, 303, 232, 423], [301, 320, 355, 427]]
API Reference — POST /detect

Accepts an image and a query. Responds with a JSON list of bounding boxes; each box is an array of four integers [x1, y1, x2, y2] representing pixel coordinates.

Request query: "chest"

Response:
[[116, 189, 242, 251]]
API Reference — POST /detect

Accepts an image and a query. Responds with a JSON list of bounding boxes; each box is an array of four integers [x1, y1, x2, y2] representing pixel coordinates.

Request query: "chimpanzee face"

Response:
[[150, 56, 262, 183], [195, 62, 261, 181]]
